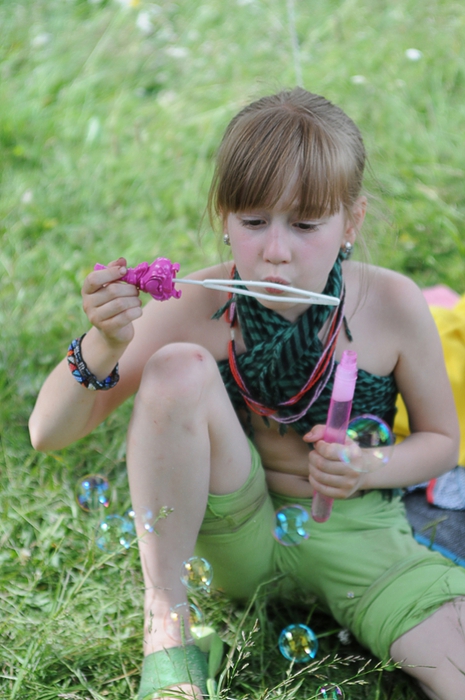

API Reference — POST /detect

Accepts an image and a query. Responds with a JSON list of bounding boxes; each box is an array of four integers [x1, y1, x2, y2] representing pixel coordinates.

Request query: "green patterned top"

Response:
[[215, 260, 398, 436]]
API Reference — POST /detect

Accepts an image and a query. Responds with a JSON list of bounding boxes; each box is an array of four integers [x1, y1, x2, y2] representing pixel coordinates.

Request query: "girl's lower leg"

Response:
[[126, 342, 251, 656], [390, 598, 465, 700]]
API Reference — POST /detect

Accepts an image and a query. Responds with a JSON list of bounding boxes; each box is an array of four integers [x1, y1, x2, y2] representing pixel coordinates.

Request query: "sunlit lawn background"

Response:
[[1, 0, 464, 698]]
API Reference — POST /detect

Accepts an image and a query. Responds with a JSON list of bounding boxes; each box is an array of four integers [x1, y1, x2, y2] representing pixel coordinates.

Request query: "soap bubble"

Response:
[[341, 414, 394, 471], [140, 509, 155, 532], [76, 474, 110, 512], [180, 557, 213, 591], [132, 506, 156, 533], [164, 603, 204, 642], [317, 686, 344, 699], [273, 505, 311, 546], [126, 505, 174, 534], [96, 514, 135, 552], [348, 414, 394, 463], [278, 623, 318, 662]]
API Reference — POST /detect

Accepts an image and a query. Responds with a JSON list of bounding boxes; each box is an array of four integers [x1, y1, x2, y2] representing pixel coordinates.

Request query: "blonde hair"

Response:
[[208, 87, 366, 225]]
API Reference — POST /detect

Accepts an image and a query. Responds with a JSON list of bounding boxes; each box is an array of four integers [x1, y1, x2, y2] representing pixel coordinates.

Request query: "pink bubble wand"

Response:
[[311, 350, 358, 523], [94, 258, 340, 306], [94, 258, 182, 302]]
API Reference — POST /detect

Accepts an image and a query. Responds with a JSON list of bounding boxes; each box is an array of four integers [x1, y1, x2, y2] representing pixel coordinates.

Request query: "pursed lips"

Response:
[[262, 276, 291, 294]]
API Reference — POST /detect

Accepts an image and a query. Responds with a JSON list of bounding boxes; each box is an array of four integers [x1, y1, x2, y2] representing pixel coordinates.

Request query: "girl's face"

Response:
[[224, 199, 365, 322]]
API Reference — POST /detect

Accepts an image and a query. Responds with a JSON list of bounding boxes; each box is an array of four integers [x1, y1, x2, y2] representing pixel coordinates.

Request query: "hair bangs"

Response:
[[211, 111, 292, 217], [208, 88, 365, 227], [295, 121, 353, 219]]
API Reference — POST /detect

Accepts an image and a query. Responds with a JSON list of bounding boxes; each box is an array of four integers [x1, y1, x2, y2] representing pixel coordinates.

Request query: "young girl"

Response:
[[29, 88, 465, 700]]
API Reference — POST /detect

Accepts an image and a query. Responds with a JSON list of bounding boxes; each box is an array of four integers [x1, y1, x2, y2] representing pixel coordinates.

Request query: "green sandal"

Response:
[[137, 627, 224, 700]]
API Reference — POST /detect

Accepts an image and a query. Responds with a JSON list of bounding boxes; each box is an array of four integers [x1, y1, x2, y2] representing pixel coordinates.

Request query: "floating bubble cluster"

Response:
[[278, 623, 318, 662], [164, 602, 204, 642], [343, 414, 394, 470], [125, 505, 174, 534], [180, 557, 213, 591], [76, 481, 173, 554], [96, 514, 135, 552], [136, 507, 156, 533], [273, 505, 311, 546], [317, 686, 344, 699], [76, 474, 110, 512]]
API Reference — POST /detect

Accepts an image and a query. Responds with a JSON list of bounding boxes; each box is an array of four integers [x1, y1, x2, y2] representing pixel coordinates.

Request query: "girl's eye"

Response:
[[241, 218, 266, 228], [294, 222, 319, 231]]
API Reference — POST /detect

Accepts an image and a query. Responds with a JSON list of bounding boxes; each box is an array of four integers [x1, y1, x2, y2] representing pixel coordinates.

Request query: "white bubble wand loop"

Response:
[[94, 258, 340, 307], [179, 278, 339, 306]]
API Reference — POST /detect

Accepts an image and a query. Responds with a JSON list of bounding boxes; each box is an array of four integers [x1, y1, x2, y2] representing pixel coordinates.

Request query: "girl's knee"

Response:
[[138, 343, 219, 405]]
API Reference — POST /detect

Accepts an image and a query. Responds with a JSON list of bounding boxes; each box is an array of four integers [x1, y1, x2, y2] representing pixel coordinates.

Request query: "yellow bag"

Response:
[[394, 294, 465, 467]]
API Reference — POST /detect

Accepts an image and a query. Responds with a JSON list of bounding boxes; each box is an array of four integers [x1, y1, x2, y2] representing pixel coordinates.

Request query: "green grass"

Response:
[[1, 0, 464, 698]]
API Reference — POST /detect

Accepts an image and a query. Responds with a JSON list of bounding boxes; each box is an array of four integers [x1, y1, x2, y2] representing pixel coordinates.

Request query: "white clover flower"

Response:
[[86, 117, 101, 143], [31, 33, 52, 48], [165, 46, 189, 59], [350, 75, 366, 85], [337, 629, 351, 645], [136, 11, 154, 34], [157, 90, 177, 107], [21, 190, 34, 204], [136, 6, 161, 34], [19, 548, 32, 564], [405, 48, 423, 61]]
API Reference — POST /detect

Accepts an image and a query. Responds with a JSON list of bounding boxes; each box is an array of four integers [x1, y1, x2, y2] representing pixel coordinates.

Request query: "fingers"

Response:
[[85, 276, 139, 310], [108, 257, 127, 268], [309, 465, 362, 499], [310, 444, 354, 475], [82, 262, 127, 295], [303, 424, 326, 443], [81, 260, 142, 343], [308, 440, 364, 499], [86, 293, 143, 331]]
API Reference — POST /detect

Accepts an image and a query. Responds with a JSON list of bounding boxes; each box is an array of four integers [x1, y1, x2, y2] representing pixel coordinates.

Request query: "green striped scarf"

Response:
[[215, 258, 398, 436]]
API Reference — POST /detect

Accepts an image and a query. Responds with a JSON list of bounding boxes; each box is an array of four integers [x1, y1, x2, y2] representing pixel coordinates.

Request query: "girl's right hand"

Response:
[[82, 257, 143, 347]]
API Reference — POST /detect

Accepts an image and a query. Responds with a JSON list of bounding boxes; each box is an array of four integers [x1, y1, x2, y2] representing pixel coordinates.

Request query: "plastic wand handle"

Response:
[[310, 404, 351, 522], [311, 350, 357, 523], [311, 491, 335, 523]]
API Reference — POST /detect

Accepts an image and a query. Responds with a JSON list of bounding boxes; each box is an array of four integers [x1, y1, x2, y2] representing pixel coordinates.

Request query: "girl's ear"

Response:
[[345, 196, 367, 244]]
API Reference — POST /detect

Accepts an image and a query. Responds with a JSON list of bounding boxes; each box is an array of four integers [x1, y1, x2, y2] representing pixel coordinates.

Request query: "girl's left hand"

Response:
[[303, 425, 367, 499]]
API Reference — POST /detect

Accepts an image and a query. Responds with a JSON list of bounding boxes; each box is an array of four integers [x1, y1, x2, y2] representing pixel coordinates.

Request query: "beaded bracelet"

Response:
[[67, 334, 120, 391]]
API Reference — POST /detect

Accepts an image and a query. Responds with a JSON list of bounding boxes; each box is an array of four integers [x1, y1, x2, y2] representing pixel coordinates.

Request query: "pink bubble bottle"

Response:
[[311, 350, 358, 523]]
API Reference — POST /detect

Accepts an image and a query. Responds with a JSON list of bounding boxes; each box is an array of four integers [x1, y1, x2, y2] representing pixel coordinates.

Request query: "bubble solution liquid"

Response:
[[311, 350, 358, 523]]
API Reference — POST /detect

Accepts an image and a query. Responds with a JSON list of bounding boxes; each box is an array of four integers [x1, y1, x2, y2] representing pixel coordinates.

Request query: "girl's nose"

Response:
[[263, 226, 291, 264]]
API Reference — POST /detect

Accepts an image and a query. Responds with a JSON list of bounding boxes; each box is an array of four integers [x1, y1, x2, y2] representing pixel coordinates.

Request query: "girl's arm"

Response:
[[306, 273, 460, 498], [29, 258, 203, 451], [29, 259, 142, 450], [361, 277, 459, 490], [29, 328, 143, 452]]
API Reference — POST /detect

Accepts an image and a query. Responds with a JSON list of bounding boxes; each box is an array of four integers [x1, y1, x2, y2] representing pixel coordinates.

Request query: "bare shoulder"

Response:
[[341, 262, 436, 376], [349, 263, 457, 439], [345, 262, 430, 324]]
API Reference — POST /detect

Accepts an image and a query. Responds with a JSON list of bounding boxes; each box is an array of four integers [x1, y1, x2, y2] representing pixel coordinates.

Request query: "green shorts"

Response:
[[195, 440, 465, 659]]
